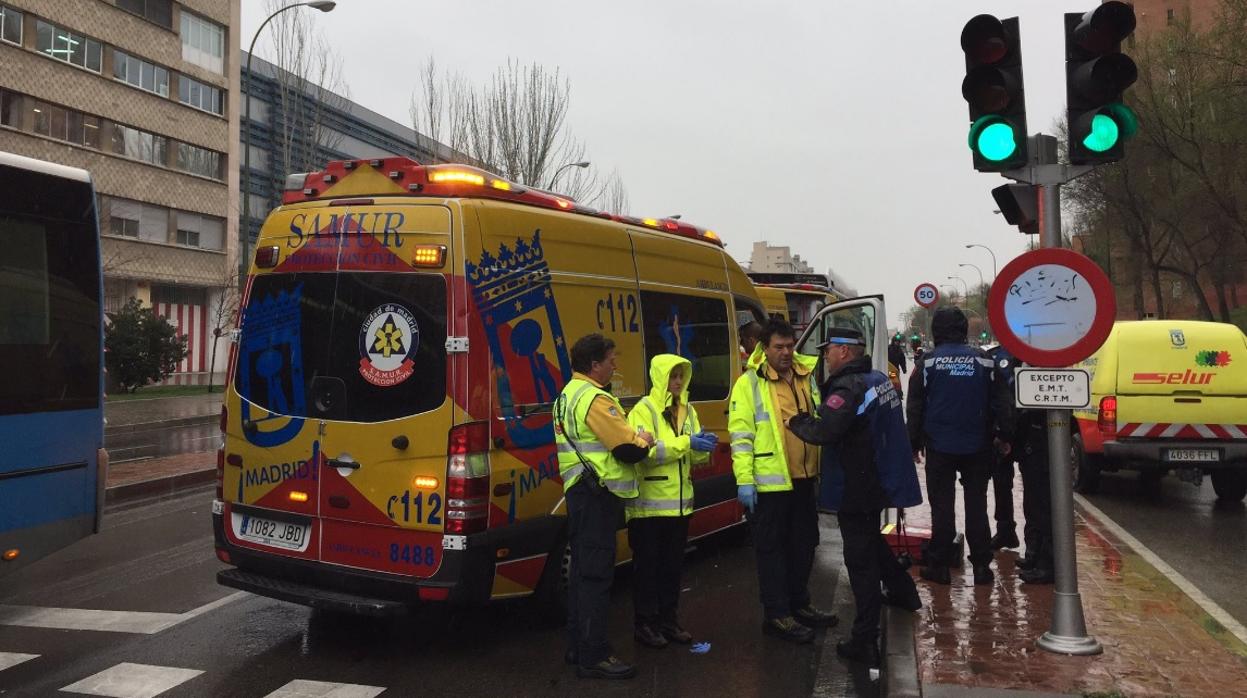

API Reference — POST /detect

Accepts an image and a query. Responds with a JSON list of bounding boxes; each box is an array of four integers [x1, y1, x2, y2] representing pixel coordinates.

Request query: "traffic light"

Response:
[[1065, 1, 1138, 164], [961, 14, 1028, 171], [992, 183, 1039, 234]]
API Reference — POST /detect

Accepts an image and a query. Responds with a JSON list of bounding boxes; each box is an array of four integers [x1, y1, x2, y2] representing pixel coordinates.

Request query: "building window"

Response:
[[111, 123, 168, 166], [35, 20, 103, 73], [110, 216, 139, 237], [176, 142, 223, 179], [1167, 8, 1175, 24], [108, 197, 169, 243], [113, 50, 170, 97], [178, 75, 223, 115], [0, 5, 22, 45], [0, 89, 19, 127], [175, 211, 224, 250], [23, 98, 100, 147], [180, 12, 224, 74], [151, 285, 206, 306], [115, 0, 172, 29]]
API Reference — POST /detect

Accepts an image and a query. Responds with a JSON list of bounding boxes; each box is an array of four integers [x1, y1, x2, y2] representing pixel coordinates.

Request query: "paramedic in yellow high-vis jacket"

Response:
[[625, 354, 717, 649]]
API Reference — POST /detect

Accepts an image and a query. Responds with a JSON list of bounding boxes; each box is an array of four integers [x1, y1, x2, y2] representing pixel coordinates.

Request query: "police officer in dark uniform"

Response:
[[987, 346, 1020, 551], [788, 327, 923, 667], [906, 308, 1013, 585], [1014, 389, 1054, 584]]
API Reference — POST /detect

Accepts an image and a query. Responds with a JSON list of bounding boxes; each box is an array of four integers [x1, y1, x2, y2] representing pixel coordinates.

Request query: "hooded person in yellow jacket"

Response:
[[626, 354, 717, 649], [729, 319, 839, 643]]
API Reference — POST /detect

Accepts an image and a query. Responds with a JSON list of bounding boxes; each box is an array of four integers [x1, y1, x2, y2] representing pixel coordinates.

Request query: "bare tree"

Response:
[[411, 58, 609, 202], [204, 267, 242, 393], [593, 169, 630, 215], [264, 0, 350, 180]]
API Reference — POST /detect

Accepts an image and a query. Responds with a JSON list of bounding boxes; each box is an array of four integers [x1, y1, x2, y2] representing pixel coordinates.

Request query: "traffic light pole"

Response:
[[1005, 134, 1103, 656]]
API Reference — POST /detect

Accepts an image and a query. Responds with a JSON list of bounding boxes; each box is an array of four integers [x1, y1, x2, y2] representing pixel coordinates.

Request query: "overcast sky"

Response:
[[241, 0, 1083, 327]]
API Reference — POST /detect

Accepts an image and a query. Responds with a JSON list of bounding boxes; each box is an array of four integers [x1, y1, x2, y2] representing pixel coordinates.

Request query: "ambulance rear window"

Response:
[[236, 272, 448, 422]]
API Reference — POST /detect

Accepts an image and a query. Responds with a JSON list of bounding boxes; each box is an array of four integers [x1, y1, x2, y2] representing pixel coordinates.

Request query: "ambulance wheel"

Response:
[[1211, 471, 1247, 502], [1071, 434, 1101, 495], [531, 539, 570, 626]]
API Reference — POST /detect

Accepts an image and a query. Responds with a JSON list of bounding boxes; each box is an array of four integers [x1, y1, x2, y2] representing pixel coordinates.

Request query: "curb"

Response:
[[105, 468, 216, 508], [882, 605, 922, 697], [105, 414, 219, 436]]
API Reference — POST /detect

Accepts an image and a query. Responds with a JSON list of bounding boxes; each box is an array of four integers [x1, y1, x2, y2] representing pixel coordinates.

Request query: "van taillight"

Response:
[[216, 405, 227, 499], [445, 421, 490, 535], [1099, 396, 1117, 438]]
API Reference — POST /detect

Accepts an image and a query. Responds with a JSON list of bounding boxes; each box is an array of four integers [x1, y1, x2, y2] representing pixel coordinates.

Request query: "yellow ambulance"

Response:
[[211, 156, 888, 615], [1072, 320, 1247, 500]]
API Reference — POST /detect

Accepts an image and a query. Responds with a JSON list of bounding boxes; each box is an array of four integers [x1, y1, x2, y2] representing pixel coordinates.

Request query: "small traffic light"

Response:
[[980, 331, 990, 340], [992, 183, 1039, 234], [1065, 2, 1138, 164], [961, 15, 1028, 171]]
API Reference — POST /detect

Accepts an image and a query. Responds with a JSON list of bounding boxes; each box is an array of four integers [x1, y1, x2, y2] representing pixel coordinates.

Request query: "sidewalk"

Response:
[[103, 392, 222, 506], [105, 392, 222, 430], [887, 462, 1247, 696]]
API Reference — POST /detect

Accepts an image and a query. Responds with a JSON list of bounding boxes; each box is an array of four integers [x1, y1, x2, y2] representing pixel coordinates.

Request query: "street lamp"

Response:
[[239, 1, 337, 288], [959, 262, 985, 291], [965, 243, 998, 279], [948, 275, 969, 297], [548, 160, 590, 191]]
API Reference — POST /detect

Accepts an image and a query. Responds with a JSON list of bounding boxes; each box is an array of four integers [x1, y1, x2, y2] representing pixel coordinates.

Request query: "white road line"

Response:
[[0, 652, 39, 672], [59, 662, 204, 697], [0, 591, 247, 635], [1075, 493, 1247, 646], [264, 679, 387, 698]]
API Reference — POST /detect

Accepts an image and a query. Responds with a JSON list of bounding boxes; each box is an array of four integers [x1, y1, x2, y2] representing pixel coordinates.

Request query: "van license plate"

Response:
[[232, 513, 310, 552], [1164, 449, 1220, 463]]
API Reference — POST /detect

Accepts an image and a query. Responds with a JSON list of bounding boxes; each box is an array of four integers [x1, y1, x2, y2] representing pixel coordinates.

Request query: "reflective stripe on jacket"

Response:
[[626, 355, 706, 519], [728, 352, 821, 492], [555, 377, 639, 497]]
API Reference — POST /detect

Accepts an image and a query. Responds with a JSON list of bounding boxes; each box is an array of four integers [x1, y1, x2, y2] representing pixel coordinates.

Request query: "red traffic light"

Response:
[[961, 15, 1010, 65], [1070, 1, 1137, 55]]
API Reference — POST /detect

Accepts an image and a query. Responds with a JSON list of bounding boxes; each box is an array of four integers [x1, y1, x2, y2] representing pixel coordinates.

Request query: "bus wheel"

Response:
[[531, 539, 570, 626]]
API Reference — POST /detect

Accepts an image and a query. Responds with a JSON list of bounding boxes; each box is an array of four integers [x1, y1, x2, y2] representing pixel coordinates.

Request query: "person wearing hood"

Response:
[[729, 319, 838, 644], [788, 327, 923, 667], [626, 354, 717, 649], [906, 308, 1014, 586]]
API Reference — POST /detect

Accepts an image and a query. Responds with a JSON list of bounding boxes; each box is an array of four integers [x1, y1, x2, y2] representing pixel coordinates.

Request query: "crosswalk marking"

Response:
[[264, 680, 387, 698], [59, 662, 203, 697], [0, 591, 246, 634], [0, 652, 38, 672]]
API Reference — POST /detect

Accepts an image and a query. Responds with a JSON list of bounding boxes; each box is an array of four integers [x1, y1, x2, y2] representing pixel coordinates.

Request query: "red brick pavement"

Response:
[[107, 451, 214, 488], [902, 460, 1247, 696]]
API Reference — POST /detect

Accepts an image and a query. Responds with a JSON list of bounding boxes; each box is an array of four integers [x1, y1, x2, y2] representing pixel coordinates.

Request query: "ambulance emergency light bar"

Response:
[[282, 156, 723, 247]]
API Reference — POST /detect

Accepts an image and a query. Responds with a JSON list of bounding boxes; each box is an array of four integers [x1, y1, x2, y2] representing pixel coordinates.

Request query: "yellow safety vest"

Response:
[[626, 395, 706, 519], [555, 377, 639, 498], [728, 354, 821, 492]]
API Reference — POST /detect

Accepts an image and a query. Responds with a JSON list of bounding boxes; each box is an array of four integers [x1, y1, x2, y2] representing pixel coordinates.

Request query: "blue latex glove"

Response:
[[690, 433, 716, 452], [737, 484, 757, 513]]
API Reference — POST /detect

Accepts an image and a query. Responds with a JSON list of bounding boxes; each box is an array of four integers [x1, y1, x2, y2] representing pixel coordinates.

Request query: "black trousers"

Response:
[[565, 479, 624, 666], [753, 477, 819, 620], [925, 448, 993, 567], [1018, 446, 1053, 567], [991, 454, 1016, 533], [839, 510, 917, 643], [627, 515, 690, 627]]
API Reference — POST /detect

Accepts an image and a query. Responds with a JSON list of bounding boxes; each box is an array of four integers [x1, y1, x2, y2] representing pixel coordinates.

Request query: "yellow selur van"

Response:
[[1072, 320, 1247, 500], [211, 156, 889, 615]]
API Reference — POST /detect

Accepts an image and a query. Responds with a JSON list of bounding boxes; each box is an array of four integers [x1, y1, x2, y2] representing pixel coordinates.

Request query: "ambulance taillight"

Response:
[[1099, 396, 1118, 438], [445, 422, 490, 535]]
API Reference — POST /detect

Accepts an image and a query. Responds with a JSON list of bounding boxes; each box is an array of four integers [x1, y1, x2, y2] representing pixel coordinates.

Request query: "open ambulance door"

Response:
[[796, 295, 889, 385]]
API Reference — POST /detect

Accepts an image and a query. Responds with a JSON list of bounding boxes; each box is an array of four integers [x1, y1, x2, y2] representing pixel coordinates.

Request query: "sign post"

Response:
[[914, 283, 939, 309], [988, 152, 1115, 656]]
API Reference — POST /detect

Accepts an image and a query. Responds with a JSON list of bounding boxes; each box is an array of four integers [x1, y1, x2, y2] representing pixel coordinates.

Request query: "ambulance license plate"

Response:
[[232, 512, 310, 552], [1164, 449, 1220, 463]]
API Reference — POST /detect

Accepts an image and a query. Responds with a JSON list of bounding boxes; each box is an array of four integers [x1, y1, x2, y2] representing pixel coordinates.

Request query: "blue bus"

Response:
[[0, 152, 105, 577]]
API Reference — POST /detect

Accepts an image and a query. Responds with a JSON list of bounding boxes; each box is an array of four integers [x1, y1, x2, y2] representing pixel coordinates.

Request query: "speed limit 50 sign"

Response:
[[914, 283, 939, 309]]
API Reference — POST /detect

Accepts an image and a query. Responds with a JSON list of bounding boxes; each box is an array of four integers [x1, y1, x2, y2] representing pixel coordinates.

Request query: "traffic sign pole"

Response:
[[1034, 137, 1103, 657]]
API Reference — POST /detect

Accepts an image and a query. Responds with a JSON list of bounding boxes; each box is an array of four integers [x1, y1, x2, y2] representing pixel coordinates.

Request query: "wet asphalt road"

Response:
[[1081, 470, 1247, 627], [0, 490, 878, 697]]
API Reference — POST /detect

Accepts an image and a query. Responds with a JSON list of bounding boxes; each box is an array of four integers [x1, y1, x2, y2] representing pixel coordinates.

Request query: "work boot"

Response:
[[990, 529, 1020, 550], [659, 621, 693, 645], [920, 565, 951, 585], [1016, 552, 1037, 571], [793, 604, 839, 628], [882, 589, 923, 612], [973, 564, 995, 585], [633, 623, 669, 649], [1019, 566, 1055, 585], [762, 616, 815, 644], [836, 637, 881, 667], [576, 656, 637, 680]]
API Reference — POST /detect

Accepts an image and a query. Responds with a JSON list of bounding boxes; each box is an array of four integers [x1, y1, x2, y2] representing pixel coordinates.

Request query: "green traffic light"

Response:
[[1083, 114, 1121, 152], [977, 122, 1018, 161]]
